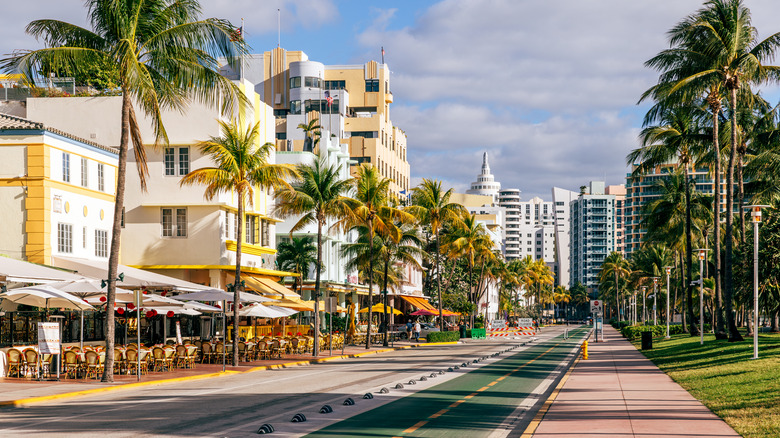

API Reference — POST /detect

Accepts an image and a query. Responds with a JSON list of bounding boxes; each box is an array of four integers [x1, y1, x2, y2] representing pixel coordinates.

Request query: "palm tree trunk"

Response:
[[469, 260, 474, 328], [615, 270, 620, 322], [710, 102, 726, 339], [684, 164, 697, 336], [102, 90, 132, 382], [365, 225, 374, 349], [233, 194, 243, 366], [435, 229, 444, 331], [738, 152, 746, 243], [314, 220, 323, 356], [382, 255, 390, 347], [725, 87, 744, 342]]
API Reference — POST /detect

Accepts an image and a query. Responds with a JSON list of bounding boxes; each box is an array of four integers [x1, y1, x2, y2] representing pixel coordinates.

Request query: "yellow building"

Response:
[[0, 113, 119, 265], [260, 48, 410, 195]]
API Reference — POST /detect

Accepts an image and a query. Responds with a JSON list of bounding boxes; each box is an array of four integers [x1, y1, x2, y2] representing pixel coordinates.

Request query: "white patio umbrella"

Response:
[[239, 303, 292, 318], [44, 279, 135, 347], [0, 285, 94, 311]]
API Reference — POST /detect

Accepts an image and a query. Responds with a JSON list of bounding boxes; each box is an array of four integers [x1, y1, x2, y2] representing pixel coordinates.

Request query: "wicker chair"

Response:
[[63, 350, 81, 378], [151, 347, 170, 372], [174, 345, 189, 368], [113, 348, 126, 374], [200, 342, 214, 364], [6, 348, 23, 378], [84, 350, 103, 379], [22, 349, 39, 378], [126, 348, 146, 375]]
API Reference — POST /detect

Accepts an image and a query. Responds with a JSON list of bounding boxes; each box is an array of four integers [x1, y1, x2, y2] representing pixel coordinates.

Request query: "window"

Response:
[[262, 220, 270, 247], [83, 226, 87, 249], [289, 76, 301, 89], [275, 132, 287, 140], [81, 157, 88, 187], [245, 215, 258, 244], [164, 147, 189, 176], [273, 109, 288, 118], [161, 208, 187, 237], [95, 230, 108, 258], [349, 131, 376, 139], [58, 223, 73, 253], [365, 79, 379, 92], [323, 80, 345, 90], [62, 153, 70, 182], [304, 76, 321, 88], [98, 163, 105, 192], [224, 211, 230, 238], [290, 100, 301, 115]]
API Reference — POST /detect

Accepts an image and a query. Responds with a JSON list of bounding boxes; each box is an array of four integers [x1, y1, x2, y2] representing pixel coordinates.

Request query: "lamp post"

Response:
[[696, 249, 709, 345], [641, 286, 647, 324], [745, 205, 770, 360], [652, 277, 659, 326], [664, 266, 672, 339]]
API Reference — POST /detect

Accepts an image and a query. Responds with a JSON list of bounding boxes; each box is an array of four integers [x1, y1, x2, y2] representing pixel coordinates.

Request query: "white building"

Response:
[[551, 187, 578, 287], [466, 152, 501, 203], [24, 79, 293, 289]]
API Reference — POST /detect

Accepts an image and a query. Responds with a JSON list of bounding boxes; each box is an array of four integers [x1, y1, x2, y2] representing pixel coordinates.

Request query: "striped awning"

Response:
[[399, 295, 459, 316]]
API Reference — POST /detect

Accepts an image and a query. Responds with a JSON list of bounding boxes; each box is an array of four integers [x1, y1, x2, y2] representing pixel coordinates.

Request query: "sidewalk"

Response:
[[530, 325, 740, 438], [0, 339, 436, 406]]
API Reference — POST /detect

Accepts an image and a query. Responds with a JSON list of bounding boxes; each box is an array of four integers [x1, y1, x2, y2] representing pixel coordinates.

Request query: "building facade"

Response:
[[256, 48, 410, 197], [551, 187, 578, 287], [0, 113, 118, 266], [569, 181, 619, 290]]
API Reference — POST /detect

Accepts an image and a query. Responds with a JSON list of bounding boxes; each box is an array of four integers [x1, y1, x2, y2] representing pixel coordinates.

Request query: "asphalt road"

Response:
[[0, 326, 585, 437]]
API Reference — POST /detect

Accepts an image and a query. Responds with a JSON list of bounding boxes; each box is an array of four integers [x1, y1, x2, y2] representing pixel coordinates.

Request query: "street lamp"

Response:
[[696, 248, 710, 345], [641, 286, 647, 324], [652, 277, 659, 326], [664, 266, 673, 339], [745, 205, 770, 360]]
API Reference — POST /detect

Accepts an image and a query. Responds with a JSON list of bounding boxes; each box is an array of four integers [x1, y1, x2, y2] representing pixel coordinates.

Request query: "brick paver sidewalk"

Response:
[[531, 326, 740, 438]]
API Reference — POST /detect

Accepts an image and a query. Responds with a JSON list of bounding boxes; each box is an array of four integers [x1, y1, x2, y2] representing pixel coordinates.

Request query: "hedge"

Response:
[[620, 323, 703, 340], [426, 331, 460, 343]]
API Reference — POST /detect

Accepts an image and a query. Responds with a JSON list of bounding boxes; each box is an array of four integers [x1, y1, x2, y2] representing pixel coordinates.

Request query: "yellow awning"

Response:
[[303, 300, 348, 313], [269, 298, 314, 312], [400, 295, 459, 316], [241, 274, 301, 300], [358, 303, 402, 315]]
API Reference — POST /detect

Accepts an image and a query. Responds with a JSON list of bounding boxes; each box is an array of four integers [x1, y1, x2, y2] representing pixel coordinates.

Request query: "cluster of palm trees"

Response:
[[620, 0, 780, 341]]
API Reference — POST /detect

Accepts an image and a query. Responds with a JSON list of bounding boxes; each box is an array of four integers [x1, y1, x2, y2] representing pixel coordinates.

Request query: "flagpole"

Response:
[[277, 9, 281, 48]]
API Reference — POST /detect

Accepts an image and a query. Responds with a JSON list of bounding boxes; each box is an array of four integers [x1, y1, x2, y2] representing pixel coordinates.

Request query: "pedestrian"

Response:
[[413, 320, 421, 342], [406, 320, 413, 340]]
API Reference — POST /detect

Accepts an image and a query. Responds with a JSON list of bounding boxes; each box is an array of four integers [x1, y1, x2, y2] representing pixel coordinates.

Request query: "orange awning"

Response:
[[399, 296, 459, 316]]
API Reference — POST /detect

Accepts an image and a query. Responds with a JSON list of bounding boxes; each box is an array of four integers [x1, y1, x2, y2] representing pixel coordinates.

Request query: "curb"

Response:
[[1, 341, 460, 407]]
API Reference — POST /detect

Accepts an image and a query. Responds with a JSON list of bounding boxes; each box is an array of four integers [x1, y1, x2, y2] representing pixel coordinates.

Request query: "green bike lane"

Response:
[[306, 328, 587, 438]]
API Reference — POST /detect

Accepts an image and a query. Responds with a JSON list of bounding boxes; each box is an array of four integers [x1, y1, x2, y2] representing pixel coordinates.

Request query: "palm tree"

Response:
[[1, 0, 246, 381], [641, 173, 712, 332], [407, 179, 467, 330], [668, 0, 780, 341], [553, 286, 571, 321], [600, 252, 631, 321], [628, 104, 710, 333], [298, 118, 321, 153], [571, 282, 589, 320], [273, 159, 352, 356], [276, 236, 318, 296], [442, 213, 493, 326], [181, 119, 296, 365], [339, 164, 414, 349]]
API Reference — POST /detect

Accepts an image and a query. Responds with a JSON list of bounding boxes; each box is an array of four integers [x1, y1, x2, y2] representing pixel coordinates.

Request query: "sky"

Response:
[[3, 0, 780, 200]]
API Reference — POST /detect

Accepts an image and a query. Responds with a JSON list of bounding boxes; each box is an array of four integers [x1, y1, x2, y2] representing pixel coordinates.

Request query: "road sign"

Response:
[[490, 319, 507, 329], [590, 300, 603, 314], [517, 318, 533, 326]]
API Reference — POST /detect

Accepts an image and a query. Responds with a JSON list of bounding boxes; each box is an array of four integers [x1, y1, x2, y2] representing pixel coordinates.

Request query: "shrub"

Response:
[[426, 331, 460, 343]]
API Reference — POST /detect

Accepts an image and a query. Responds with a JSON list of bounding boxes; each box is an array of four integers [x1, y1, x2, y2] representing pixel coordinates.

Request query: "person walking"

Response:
[[406, 320, 413, 341], [413, 320, 421, 342]]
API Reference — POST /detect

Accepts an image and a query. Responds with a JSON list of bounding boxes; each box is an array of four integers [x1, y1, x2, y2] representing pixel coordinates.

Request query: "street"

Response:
[[0, 326, 586, 437]]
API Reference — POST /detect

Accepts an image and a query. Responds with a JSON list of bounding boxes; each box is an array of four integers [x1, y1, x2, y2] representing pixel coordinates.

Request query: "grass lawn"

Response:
[[633, 331, 780, 438]]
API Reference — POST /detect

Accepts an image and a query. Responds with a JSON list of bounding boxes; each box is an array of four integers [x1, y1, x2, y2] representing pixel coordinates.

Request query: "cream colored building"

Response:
[[24, 79, 292, 288], [257, 48, 410, 196], [0, 113, 119, 266]]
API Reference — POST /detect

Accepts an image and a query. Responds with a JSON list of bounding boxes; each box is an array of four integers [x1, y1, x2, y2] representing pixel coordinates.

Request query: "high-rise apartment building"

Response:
[[256, 48, 410, 196], [624, 164, 715, 255], [569, 181, 621, 291], [552, 187, 578, 287]]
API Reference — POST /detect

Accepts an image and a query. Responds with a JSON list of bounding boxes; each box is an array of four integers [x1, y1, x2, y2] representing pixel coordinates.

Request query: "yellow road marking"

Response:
[[497, 376, 507, 381], [488, 381, 497, 386], [478, 386, 490, 391], [429, 408, 449, 419], [449, 400, 465, 408], [403, 420, 428, 434]]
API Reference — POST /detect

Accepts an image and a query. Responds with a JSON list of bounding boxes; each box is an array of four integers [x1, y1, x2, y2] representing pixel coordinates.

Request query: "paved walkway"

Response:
[[531, 326, 740, 438]]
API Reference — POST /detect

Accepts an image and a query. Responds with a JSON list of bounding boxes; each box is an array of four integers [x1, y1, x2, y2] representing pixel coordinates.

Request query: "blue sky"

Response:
[[3, 0, 780, 199]]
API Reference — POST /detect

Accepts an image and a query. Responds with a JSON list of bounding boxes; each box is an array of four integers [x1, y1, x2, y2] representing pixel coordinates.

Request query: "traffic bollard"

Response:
[[581, 340, 588, 360]]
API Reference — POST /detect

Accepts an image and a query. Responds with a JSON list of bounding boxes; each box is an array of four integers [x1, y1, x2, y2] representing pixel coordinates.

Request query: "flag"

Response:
[[230, 26, 243, 42], [324, 90, 333, 106]]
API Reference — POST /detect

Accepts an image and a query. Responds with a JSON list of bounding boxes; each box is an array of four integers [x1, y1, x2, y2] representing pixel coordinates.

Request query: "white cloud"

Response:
[[360, 0, 780, 199]]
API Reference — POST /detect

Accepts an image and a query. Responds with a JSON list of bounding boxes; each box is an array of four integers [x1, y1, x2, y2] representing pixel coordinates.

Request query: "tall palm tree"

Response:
[[276, 236, 318, 296], [600, 252, 631, 321], [339, 164, 413, 348], [553, 286, 571, 321], [1, 0, 246, 381], [628, 104, 709, 335], [442, 213, 493, 326], [672, 0, 780, 341], [407, 179, 467, 330], [181, 119, 296, 365], [298, 118, 321, 153], [273, 159, 352, 356]]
